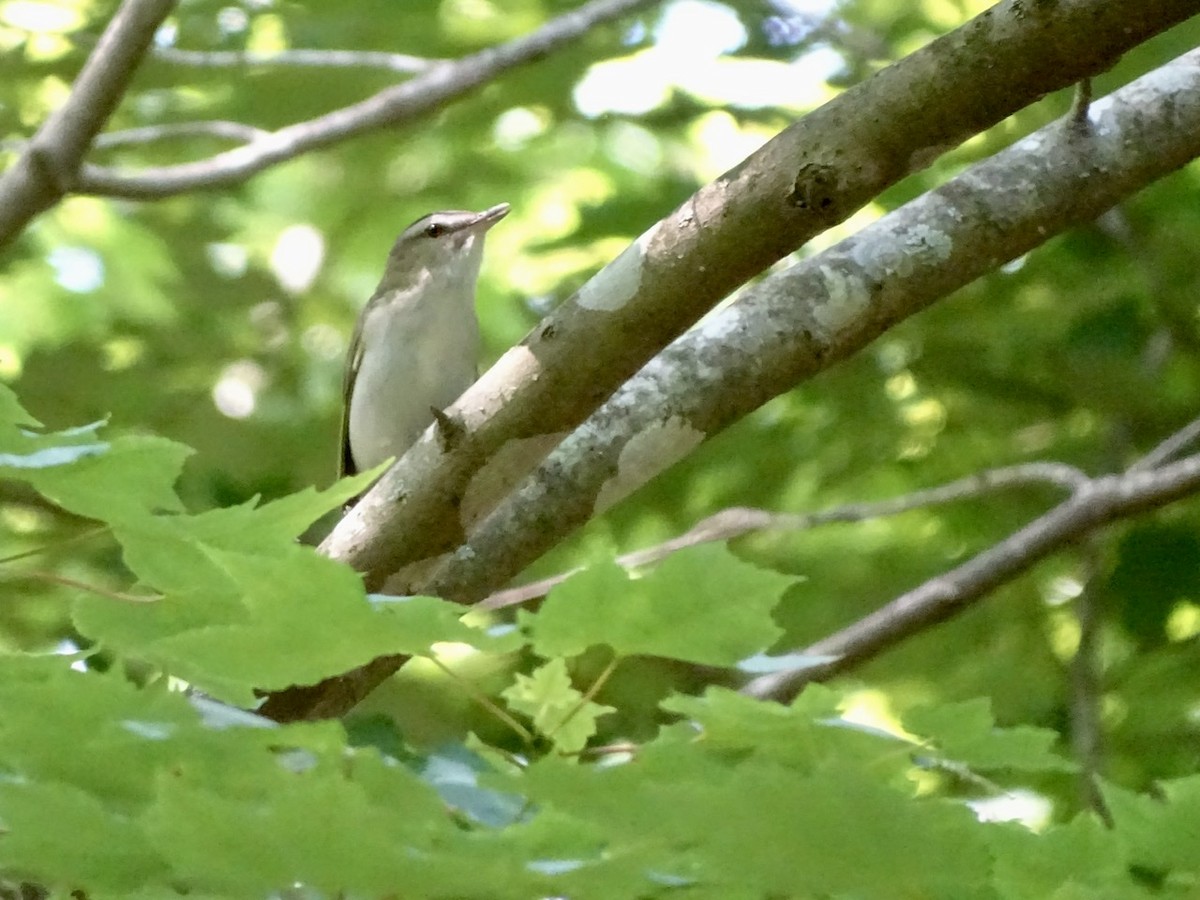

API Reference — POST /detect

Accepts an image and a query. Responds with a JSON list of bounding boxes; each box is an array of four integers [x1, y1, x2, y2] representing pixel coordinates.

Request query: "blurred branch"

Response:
[[1063, 290, 1184, 822], [1069, 537, 1111, 822], [74, 0, 658, 199], [150, 45, 443, 74], [0, 482, 94, 521], [0, 570, 160, 604], [1129, 414, 1200, 472], [743, 445, 1200, 702], [0, 0, 176, 248], [1097, 207, 1200, 359], [0, 526, 109, 566], [258, 38, 1200, 723], [94, 120, 270, 148], [480, 462, 1088, 611]]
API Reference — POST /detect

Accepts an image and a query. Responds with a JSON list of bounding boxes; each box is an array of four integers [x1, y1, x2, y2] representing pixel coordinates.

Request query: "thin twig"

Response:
[[1128, 415, 1200, 472], [94, 120, 270, 148], [1070, 77, 1093, 131], [1069, 537, 1112, 824], [0, 526, 110, 566], [150, 45, 442, 74], [2, 570, 160, 603], [427, 657, 534, 744], [76, 0, 658, 199], [0, 0, 177, 246], [743, 452, 1200, 701], [479, 463, 1087, 611], [547, 655, 619, 742]]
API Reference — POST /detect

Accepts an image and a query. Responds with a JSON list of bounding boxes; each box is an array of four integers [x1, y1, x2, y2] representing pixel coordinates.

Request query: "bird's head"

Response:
[[378, 203, 510, 293]]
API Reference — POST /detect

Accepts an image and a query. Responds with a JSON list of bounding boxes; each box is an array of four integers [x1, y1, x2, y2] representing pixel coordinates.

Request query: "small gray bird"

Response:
[[340, 203, 510, 478]]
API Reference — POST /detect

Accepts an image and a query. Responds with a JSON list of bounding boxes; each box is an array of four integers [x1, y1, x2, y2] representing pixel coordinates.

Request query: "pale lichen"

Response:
[[595, 416, 704, 513]]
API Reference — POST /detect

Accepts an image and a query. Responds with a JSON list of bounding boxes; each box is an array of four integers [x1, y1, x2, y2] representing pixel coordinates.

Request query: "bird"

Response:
[[339, 202, 509, 478]]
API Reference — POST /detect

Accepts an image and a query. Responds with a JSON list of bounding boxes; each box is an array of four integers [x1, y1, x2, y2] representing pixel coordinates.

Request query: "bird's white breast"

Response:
[[347, 262, 481, 472]]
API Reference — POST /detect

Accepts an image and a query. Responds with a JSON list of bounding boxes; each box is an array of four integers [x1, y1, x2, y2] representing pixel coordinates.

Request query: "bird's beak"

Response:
[[463, 203, 510, 231]]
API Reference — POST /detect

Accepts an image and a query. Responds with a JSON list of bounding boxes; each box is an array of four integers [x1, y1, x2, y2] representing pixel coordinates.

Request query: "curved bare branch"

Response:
[[421, 47, 1200, 609], [0, 0, 176, 247], [93, 120, 270, 148], [479, 462, 1090, 611], [318, 0, 1199, 600], [74, 0, 658, 199], [743, 451, 1200, 701], [150, 45, 442, 74]]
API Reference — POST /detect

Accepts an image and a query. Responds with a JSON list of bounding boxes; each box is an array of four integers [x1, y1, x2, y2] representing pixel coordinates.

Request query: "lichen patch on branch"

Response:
[[811, 264, 871, 336], [576, 227, 655, 312], [595, 416, 704, 513]]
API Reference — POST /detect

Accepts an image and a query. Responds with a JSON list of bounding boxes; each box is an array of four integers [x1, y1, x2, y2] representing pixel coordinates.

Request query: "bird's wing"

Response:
[[338, 306, 369, 479]]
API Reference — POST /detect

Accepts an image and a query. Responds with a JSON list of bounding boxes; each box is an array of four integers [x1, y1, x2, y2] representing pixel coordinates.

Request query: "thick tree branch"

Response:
[[258, 41, 1200, 722], [423, 48, 1200, 609], [0, 0, 176, 248], [743, 450, 1200, 701], [73, 0, 657, 199], [320, 0, 1199, 596]]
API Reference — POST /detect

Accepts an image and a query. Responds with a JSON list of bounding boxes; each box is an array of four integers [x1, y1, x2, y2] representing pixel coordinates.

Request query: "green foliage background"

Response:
[[1, 0, 1199, 895]]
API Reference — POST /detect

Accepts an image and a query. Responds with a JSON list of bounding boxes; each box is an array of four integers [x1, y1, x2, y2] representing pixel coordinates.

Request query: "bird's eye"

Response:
[[424, 222, 445, 238]]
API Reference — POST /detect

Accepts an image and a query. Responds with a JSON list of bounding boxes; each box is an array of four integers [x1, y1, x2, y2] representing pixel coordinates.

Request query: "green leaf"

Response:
[[245, 463, 387, 538], [523, 544, 792, 664], [904, 698, 1076, 773], [366, 593, 525, 655], [78, 512, 514, 703], [987, 816, 1135, 899], [76, 544, 473, 703], [521, 747, 991, 898], [31, 433, 189, 520], [501, 657, 614, 753], [0, 656, 532, 896], [0, 380, 39, 428], [1108, 524, 1200, 646], [1103, 776, 1200, 876], [0, 779, 167, 890], [111, 475, 375, 570], [0, 382, 188, 520], [662, 685, 912, 775], [144, 751, 452, 897], [70, 475, 411, 700]]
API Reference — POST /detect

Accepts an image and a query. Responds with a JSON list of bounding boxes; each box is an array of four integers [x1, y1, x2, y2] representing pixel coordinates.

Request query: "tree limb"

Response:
[[0, 0, 176, 248], [319, 0, 1199, 599], [149, 45, 442, 74], [73, 0, 658, 199], [258, 40, 1200, 722], [425, 48, 1200, 610], [479, 462, 1089, 611], [93, 120, 270, 148], [742, 449, 1200, 701]]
